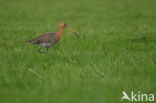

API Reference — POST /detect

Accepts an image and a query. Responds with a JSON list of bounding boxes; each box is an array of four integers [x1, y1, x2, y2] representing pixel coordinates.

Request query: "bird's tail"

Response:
[[26, 40, 32, 43], [26, 39, 37, 44]]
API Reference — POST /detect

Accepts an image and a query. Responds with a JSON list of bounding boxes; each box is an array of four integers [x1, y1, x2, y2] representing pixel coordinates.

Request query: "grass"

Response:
[[0, 0, 156, 103]]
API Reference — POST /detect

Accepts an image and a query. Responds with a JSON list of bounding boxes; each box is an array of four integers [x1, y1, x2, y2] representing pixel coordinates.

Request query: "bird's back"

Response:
[[27, 32, 60, 46]]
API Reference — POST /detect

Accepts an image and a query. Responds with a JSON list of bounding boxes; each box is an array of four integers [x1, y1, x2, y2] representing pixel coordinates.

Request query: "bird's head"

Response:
[[59, 22, 79, 36], [60, 22, 67, 28]]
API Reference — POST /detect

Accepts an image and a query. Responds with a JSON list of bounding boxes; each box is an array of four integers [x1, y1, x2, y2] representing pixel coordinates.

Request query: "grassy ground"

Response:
[[0, 0, 156, 103]]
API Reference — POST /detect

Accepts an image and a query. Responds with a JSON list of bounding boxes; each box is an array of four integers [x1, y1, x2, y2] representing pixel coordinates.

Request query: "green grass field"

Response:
[[0, 0, 156, 103]]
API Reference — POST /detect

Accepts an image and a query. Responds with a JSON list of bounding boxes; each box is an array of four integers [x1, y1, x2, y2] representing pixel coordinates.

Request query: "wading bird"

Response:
[[26, 22, 78, 53]]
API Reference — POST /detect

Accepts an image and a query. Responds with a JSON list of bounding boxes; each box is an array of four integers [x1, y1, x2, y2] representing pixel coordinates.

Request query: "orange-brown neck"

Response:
[[57, 25, 64, 37]]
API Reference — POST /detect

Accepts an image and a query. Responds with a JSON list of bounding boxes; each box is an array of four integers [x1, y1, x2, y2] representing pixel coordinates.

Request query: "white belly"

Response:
[[39, 43, 53, 48]]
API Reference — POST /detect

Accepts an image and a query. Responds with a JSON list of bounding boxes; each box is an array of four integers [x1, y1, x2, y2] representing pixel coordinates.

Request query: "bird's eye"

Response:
[[64, 24, 67, 27]]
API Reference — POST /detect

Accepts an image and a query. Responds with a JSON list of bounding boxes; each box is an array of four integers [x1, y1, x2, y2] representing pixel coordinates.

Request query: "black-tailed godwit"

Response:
[[26, 22, 78, 53]]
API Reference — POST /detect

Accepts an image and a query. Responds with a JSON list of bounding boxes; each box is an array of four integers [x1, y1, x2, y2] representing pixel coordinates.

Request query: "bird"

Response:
[[26, 22, 79, 53]]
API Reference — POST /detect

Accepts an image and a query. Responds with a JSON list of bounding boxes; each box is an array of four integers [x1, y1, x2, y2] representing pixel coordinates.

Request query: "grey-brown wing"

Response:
[[28, 32, 58, 44]]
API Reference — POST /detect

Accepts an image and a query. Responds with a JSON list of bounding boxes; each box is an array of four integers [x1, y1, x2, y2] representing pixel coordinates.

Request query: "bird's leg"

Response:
[[46, 48, 49, 52], [38, 47, 48, 53], [38, 47, 42, 53], [38, 47, 45, 53]]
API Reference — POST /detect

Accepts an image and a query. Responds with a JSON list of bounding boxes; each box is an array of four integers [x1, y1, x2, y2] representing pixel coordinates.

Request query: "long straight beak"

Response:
[[66, 26, 79, 37]]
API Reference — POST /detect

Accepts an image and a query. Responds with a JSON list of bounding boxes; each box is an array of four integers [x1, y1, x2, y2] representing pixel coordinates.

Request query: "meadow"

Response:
[[0, 0, 156, 103]]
